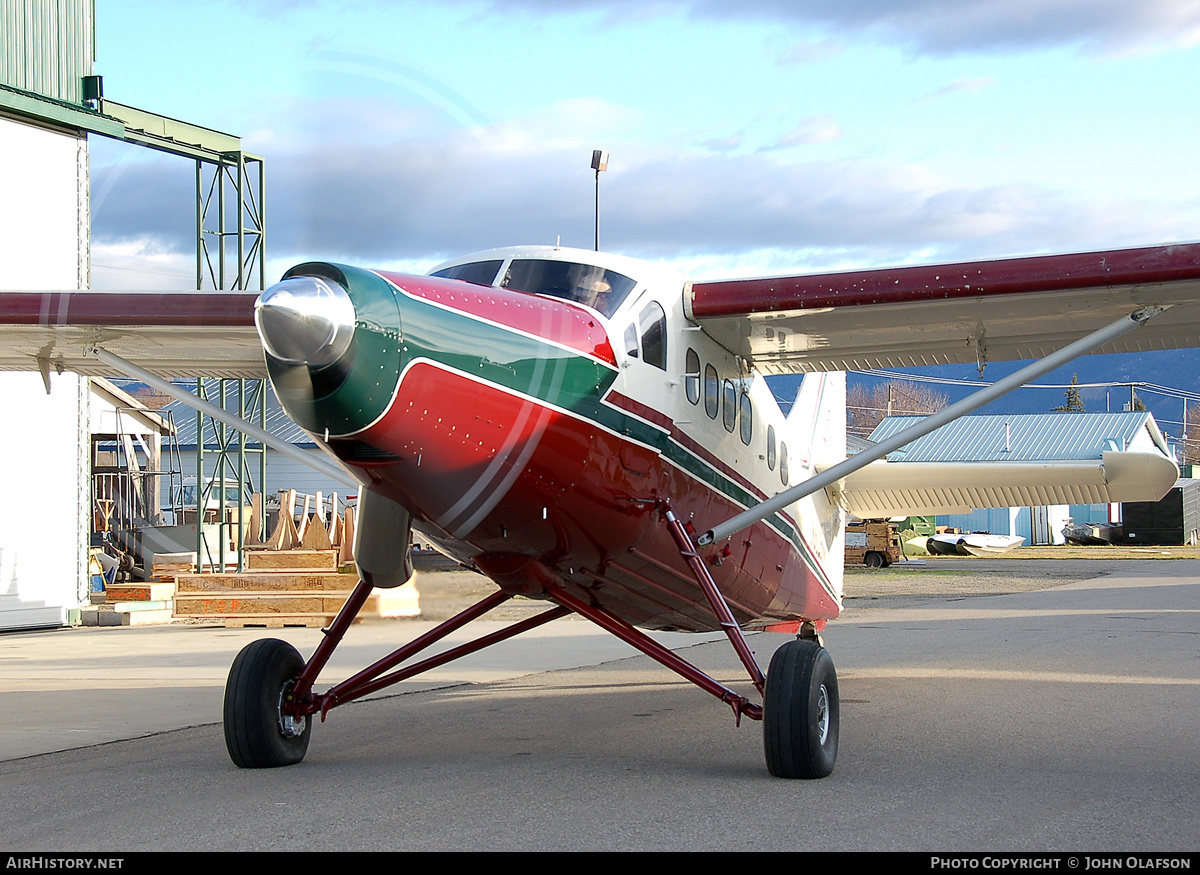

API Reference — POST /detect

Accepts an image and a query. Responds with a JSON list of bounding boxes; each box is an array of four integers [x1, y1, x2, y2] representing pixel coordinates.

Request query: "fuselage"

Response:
[[257, 246, 845, 632]]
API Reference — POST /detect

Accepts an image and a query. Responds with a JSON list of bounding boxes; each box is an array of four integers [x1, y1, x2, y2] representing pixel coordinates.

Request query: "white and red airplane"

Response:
[[1, 240, 1198, 778]]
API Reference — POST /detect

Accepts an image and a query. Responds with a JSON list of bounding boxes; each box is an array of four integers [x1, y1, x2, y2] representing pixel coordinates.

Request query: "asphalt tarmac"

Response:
[[1, 558, 1197, 852]]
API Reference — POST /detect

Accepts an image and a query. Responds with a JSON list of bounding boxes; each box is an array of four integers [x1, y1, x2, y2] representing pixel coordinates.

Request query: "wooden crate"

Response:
[[172, 571, 367, 627], [244, 550, 339, 572], [105, 581, 176, 603]]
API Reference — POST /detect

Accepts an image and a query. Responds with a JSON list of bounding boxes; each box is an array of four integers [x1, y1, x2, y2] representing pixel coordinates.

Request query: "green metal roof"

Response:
[[868, 412, 1169, 462]]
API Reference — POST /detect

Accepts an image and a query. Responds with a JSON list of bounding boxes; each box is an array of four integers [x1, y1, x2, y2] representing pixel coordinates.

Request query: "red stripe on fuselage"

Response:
[[604, 390, 674, 431], [374, 271, 618, 367]]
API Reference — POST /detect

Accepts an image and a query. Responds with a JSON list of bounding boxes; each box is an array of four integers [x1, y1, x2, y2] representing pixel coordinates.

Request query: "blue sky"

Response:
[[88, 0, 1200, 289]]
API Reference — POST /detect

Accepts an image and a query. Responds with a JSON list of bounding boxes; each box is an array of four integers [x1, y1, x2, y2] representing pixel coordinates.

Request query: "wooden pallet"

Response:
[[220, 615, 336, 629]]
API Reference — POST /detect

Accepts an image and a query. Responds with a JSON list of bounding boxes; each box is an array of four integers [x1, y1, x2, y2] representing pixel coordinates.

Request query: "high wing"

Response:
[[686, 242, 1200, 375], [691, 243, 1200, 544], [0, 290, 262, 379]]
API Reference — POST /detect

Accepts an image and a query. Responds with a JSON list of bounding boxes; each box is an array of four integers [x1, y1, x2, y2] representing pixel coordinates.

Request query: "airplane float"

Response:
[[2, 240, 1199, 778]]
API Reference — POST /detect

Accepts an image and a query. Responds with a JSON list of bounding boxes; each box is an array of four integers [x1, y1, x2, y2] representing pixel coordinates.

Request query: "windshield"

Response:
[[500, 259, 637, 317], [430, 260, 503, 286]]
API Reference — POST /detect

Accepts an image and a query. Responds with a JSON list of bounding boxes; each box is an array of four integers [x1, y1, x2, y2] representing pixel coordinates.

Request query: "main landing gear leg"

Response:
[[222, 572, 571, 769], [223, 573, 377, 769], [662, 505, 839, 779]]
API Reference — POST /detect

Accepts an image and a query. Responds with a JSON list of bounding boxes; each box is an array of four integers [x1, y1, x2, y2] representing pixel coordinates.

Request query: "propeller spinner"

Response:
[[255, 275, 356, 368]]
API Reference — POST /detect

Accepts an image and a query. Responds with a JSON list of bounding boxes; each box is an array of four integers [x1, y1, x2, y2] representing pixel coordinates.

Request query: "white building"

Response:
[[0, 2, 97, 628]]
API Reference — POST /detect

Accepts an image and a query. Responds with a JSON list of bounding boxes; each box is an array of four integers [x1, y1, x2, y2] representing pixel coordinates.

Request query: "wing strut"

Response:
[[87, 346, 358, 488], [697, 307, 1165, 547]]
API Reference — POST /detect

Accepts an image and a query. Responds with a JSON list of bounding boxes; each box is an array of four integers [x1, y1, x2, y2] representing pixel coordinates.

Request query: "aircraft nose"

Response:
[[255, 275, 356, 368]]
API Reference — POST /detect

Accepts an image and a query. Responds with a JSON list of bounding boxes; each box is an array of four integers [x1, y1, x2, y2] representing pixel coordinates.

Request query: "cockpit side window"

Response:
[[638, 302, 667, 370], [624, 324, 639, 359], [500, 259, 637, 317], [430, 260, 503, 286]]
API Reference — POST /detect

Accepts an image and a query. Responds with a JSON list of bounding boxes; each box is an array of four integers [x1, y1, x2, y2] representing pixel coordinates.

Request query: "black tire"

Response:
[[223, 638, 311, 768], [763, 638, 839, 779], [864, 551, 883, 568]]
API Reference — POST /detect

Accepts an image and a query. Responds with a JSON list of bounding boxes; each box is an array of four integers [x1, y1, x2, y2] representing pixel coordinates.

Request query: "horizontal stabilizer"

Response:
[[835, 451, 1179, 517]]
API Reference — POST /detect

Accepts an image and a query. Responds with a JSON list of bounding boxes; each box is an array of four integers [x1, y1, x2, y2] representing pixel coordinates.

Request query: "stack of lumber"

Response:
[[172, 549, 368, 627], [167, 489, 419, 626]]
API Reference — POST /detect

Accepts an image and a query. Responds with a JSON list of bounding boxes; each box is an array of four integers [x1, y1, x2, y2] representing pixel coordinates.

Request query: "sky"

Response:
[[87, 0, 1200, 290]]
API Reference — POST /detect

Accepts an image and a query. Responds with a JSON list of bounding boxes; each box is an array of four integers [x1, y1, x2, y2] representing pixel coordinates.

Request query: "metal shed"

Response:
[[1121, 481, 1200, 546], [867, 412, 1173, 545]]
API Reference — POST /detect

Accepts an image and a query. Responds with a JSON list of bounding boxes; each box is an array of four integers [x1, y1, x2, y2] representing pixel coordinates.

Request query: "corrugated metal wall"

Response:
[[0, 0, 94, 104]]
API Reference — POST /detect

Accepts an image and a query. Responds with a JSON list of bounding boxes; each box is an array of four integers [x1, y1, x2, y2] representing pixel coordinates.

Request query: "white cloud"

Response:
[[90, 239, 196, 290], [89, 88, 1200, 280], [455, 0, 1200, 55], [766, 115, 843, 149], [913, 74, 997, 104]]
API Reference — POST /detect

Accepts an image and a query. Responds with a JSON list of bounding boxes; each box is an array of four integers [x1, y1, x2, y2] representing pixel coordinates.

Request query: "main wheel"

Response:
[[224, 638, 312, 768], [763, 638, 839, 779]]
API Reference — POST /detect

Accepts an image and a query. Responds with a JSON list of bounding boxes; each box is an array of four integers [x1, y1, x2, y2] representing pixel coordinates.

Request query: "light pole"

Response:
[[591, 149, 608, 251]]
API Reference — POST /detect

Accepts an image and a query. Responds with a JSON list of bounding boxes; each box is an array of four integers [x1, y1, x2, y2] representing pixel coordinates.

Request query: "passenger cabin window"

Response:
[[780, 442, 789, 486], [684, 348, 700, 404], [767, 425, 776, 470], [639, 302, 667, 370], [739, 389, 753, 446], [722, 380, 737, 433], [704, 365, 719, 419], [500, 259, 637, 317], [430, 260, 503, 286]]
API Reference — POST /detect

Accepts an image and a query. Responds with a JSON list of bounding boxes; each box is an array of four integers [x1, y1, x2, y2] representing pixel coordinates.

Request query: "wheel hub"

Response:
[[815, 683, 830, 745], [277, 681, 307, 739]]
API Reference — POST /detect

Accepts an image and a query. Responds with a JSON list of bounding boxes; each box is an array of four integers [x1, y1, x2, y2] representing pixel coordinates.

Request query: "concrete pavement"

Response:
[[1, 559, 1197, 851]]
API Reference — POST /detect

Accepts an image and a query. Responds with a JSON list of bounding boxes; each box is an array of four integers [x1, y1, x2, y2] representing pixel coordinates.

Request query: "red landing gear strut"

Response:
[[222, 507, 839, 778]]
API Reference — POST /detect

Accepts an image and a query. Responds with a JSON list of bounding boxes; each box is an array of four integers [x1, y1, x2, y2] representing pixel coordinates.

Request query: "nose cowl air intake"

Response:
[[255, 275, 356, 368]]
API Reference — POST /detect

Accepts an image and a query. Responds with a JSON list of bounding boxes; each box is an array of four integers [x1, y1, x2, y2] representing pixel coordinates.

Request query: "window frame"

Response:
[[704, 364, 719, 419], [739, 389, 753, 446], [722, 379, 737, 433], [684, 348, 701, 405]]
